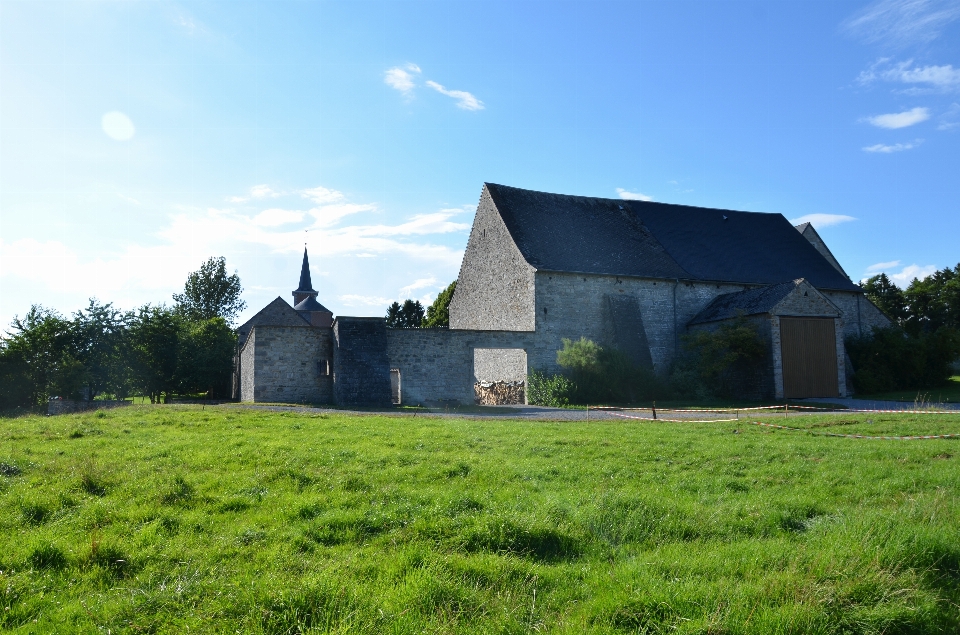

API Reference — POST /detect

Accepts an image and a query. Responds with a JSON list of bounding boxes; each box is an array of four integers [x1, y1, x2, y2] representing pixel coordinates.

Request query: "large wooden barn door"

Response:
[[780, 317, 838, 398]]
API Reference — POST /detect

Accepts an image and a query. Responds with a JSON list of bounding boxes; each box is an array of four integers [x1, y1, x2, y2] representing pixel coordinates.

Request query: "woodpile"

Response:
[[474, 381, 525, 405]]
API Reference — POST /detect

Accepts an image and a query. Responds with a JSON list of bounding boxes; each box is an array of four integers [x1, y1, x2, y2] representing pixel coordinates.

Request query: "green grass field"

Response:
[[2, 406, 959, 634]]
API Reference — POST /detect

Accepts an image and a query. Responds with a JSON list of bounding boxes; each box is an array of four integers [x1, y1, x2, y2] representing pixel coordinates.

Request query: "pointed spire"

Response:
[[292, 246, 318, 305]]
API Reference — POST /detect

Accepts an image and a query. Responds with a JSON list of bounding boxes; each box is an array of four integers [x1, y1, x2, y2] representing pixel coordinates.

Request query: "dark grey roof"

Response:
[[294, 296, 332, 313], [484, 183, 859, 291], [688, 281, 800, 325], [293, 248, 317, 296], [236, 297, 309, 347]]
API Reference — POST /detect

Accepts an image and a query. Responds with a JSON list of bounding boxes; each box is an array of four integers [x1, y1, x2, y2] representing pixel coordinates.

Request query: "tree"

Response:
[[177, 317, 236, 398], [71, 299, 132, 400], [862, 273, 907, 325], [902, 264, 960, 335], [2, 306, 84, 405], [129, 305, 182, 403], [423, 281, 456, 327], [173, 257, 246, 323], [385, 299, 424, 328]]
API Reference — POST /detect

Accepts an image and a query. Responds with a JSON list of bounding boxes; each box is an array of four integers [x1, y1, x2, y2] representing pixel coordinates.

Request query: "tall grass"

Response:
[[1, 406, 958, 633]]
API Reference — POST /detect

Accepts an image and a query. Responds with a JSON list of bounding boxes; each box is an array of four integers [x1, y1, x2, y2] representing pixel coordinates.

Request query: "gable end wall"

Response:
[[449, 187, 536, 331]]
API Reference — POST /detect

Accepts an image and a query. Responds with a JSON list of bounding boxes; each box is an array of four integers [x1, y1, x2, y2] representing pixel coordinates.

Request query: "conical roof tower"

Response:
[[292, 247, 333, 327]]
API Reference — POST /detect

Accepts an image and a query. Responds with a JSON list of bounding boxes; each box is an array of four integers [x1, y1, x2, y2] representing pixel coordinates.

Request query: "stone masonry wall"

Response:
[[245, 325, 332, 404], [239, 328, 257, 402], [532, 272, 755, 374], [474, 348, 527, 383], [333, 318, 393, 406], [820, 291, 891, 338], [386, 328, 536, 405], [449, 186, 537, 331]]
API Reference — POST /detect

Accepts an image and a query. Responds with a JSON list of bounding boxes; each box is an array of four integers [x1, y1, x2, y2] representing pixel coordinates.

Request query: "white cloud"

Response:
[[253, 208, 305, 226], [385, 65, 420, 96], [867, 260, 901, 271], [865, 107, 930, 128], [616, 188, 653, 201], [862, 139, 922, 152], [939, 102, 960, 129], [861, 261, 937, 287], [843, 0, 960, 46], [790, 213, 858, 227], [400, 277, 438, 298], [891, 263, 938, 286], [250, 184, 281, 198], [300, 186, 345, 204], [425, 81, 484, 111], [101, 111, 135, 141], [858, 59, 960, 92], [338, 294, 394, 308]]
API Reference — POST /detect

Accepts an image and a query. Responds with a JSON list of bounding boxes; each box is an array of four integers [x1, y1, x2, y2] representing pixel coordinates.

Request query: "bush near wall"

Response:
[[846, 326, 960, 394], [674, 316, 769, 400]]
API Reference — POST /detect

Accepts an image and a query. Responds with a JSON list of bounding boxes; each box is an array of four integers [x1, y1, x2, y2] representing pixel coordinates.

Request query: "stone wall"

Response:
[[820, 291, 891, 338], [386, 328, 536, 405], [449, 186, 537, 331], [474, 348, 527, 383], [333, 318, 392, 406], [242, 325, 332, 404], [533, 272, 754, 374]]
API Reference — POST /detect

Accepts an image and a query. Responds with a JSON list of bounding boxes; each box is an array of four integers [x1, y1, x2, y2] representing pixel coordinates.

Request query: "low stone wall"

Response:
[[47, 399, 130, 416], [475, 381, 525, 405]]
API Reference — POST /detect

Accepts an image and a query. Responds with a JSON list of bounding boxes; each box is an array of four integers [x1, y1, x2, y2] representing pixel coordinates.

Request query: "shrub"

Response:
[[527, 369, 574, 407], [555, 338, 660, 404], [846, 326, 960, 394], [676, 316, 768, 399]]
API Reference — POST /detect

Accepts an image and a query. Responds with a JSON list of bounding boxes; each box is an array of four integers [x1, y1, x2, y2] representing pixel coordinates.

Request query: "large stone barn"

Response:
[[234, 183, 889, 406]]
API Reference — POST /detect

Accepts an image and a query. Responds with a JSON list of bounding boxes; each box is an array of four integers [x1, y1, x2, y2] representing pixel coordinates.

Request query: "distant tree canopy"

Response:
[[863, 263, 960, 335], [423, 281, 456, 328], [0, 257, 242, 411], [173, 256, 246, 324], [385, 300, 424, 328], [855, 263, 960, 393]]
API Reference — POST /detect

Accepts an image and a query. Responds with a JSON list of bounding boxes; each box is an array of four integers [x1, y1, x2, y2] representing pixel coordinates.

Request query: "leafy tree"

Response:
[[862, 273, 907, 325], [2, 306, 84, 405], [847, 326, 960, 393], [177, 317, 236, 398], [385, 299, 425, 328], [71, 299, 132, 399], [902, 263, 960, 335], [129, 305, 182, 403], [173, 257, 246, 323], [423, 281, 456, 327]]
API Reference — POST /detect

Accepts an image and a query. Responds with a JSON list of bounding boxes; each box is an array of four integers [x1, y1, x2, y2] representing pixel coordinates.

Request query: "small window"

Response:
[[317, 359, 330, 376]]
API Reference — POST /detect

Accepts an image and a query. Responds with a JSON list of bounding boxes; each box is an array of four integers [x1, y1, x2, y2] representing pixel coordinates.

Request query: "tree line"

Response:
[[851, 263, 960, 393], [0, 257, 245, 410], [384, 282, 456, 328]]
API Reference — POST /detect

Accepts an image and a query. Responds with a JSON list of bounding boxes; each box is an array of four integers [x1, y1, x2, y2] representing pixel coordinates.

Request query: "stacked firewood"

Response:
[[474, 381, 525, 405]]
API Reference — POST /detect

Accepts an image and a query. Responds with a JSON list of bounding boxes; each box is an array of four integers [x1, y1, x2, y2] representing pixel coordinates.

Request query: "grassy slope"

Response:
[[1, 407, 959, 634]]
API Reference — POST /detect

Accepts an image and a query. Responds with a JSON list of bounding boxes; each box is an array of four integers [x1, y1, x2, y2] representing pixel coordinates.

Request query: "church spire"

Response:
[[292, 246, 318, 306]]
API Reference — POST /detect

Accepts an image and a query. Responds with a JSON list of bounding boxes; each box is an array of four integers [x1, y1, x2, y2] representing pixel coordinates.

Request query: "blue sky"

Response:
[[1, 0, 958, 328]]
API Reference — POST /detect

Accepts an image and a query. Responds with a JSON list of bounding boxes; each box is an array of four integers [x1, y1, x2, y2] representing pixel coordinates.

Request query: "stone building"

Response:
[[234, 183, 889, 405]]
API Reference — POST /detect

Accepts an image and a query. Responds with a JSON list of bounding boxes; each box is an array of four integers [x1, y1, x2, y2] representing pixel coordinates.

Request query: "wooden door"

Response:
[[780, 317, 838, 398]]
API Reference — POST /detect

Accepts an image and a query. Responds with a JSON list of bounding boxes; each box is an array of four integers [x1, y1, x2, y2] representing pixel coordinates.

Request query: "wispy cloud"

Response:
[[939, 102, 960, 129], [384, 63, 421, 96], [616, 188, 653, 201], [843, 0, 960, 46], [228, 184, 283, 203], [858, 59, 960, 94], [865, 106, 930, 128], [867, 260, 902, 271], [253, 208, 305, 227], [300, 186, 345, 205], [425, 81, 484, 111], [790, 214, 858, 227], [863, 139, 923, 152], [400, 277, 438, 297]]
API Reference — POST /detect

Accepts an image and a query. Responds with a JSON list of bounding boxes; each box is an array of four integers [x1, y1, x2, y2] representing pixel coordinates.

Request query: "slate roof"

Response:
[[236, 297, 309, 347], [687, 281, 801, 325], [294, 296, 332, 313], [484, 183, 860, 291]]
